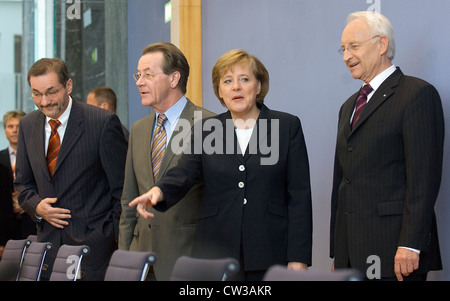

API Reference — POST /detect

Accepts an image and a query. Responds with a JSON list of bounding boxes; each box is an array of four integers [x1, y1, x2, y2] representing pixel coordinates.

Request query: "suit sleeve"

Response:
[[286, 116, 313, 265], [99, 114, 128, 239], [15, 121, 43, 221], [330, 106, 344, 258], [118, 123, 139, 250], [399, 83, 444, 250]]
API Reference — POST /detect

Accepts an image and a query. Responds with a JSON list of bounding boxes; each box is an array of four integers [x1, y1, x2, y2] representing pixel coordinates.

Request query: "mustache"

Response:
[[40, 103, 58, 109]]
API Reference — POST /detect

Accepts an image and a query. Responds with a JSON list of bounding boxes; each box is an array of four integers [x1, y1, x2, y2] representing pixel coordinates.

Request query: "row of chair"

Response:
[[0, 237, 363, 281], [0, 237, 156, 281]]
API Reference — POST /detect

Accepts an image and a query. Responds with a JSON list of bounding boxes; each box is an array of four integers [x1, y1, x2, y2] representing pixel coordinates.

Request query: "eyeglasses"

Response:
[[338, 35, 380, 55], [133, 72, 164, 82], [30, 86, 65, 99]]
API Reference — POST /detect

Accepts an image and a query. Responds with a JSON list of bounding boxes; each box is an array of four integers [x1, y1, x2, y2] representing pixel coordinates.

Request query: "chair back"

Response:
[[170, 256, 239, 281], [26, 235, 38, 242], [0, 239, 31, 281], [49, 244, 90, 281], [263, 265, 363, 281], [17, 241, 52, 281], [104, 250, 157, 281]]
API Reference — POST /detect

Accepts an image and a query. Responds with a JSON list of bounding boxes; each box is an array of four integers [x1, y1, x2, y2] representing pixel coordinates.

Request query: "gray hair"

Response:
[[347, 11, 395, 60]]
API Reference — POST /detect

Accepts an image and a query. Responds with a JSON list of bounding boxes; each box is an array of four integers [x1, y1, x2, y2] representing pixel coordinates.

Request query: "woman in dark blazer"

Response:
[[130, 49, 312, 280]]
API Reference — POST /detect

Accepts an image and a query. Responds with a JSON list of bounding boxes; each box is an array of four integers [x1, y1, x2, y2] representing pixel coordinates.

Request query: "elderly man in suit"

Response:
[[15, 58, 127, 280], [330, 11, 444, 281], [118, 42, 215, 281]]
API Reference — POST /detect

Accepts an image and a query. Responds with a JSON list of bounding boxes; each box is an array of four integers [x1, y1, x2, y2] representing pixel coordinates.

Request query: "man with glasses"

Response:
[[118, 42, 214, 280], [15, 58, 127, 280], [330, 11, 444, 281]]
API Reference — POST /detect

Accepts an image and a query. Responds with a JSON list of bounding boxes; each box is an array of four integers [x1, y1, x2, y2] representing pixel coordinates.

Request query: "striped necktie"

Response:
[[151, 114, 167, 180], [351, 84, 373, 129], [47, 119, 61, 177]]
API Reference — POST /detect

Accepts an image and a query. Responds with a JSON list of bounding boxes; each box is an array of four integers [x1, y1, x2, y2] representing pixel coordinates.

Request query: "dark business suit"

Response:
[[155, 104, 313, 272], [0, 148, 37, 239], [0, 163, 14, 249], [119, 99, 215, 280], [330, 67, 444, 278], [0, 149, 12, 173], [15, 99, 127, 280]]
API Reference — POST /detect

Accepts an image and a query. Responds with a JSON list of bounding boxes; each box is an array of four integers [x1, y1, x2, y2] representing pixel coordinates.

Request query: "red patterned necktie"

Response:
[[151, 114, 167, 180], [351, 84, 373, 129], [47, 119, 61, 177]]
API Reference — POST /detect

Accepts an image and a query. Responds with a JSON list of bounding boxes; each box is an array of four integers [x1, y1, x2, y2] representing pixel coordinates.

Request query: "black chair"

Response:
[[263, 265, 364, 281], [0, 238, 31, 281], [49, 244, 90, 281], [169, 256, 239, 281], [17, 241, 52, 281], [104, 249, 157, 281]]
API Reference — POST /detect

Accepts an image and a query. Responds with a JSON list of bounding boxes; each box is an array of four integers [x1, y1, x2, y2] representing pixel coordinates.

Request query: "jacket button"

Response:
[[243, 198, 247, 205], [239, 165, 245, 171], [345, 178, 352, 184], [238, 182, 245, 188]]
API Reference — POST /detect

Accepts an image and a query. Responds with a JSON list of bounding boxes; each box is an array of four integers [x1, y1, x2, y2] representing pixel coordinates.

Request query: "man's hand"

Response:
[[35, 197, 71, 228], [394, 247, 420, 281], [12, 189, 24, 214], [287, 262, 308, 271], [128, 186, 163, 218]]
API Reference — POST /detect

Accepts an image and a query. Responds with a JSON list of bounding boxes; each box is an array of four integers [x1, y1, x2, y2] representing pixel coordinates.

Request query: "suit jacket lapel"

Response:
[[54, 99, 83, 174], [144, 113, 157, 182], [31, 113, 49, 176], [244, 104, 271, 161], [351, 67, 402, 133], [219, 104, 271, 163], [342, 92, 357, 139], [214, 111, 244, 164], [158, 100, 196, 178]]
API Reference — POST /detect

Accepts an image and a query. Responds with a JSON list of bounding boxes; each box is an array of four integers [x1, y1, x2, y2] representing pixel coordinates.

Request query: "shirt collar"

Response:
[[8, 145, 16, 156], [367, 64, 396, 92], [157, 95, 187, 128]]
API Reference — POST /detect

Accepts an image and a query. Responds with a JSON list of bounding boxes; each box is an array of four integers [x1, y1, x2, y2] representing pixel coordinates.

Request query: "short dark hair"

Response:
[[142, 42, 190, 94], [27, 58, 70, 87], [89, 86, 117, 112]]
